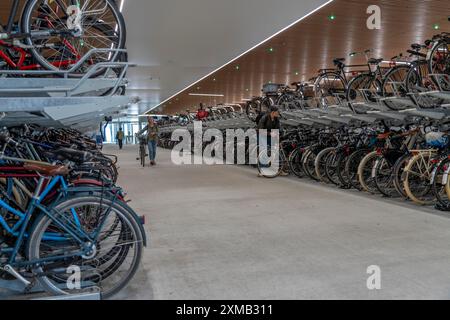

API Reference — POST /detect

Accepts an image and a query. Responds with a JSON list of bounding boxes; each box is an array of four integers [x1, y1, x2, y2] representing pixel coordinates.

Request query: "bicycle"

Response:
[[136, 135, 147, 168], [257, 134, 293, 178], [0, 0, 126, 76], [403, 131, 449, 205], [0, 128, 146, 298]]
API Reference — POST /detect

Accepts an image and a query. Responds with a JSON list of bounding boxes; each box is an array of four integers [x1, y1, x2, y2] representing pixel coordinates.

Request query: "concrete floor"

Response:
[[104, 144, 450, 300]]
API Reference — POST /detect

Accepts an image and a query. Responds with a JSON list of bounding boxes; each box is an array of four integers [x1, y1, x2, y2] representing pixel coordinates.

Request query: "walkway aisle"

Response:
[[111, 145, 450, 300]]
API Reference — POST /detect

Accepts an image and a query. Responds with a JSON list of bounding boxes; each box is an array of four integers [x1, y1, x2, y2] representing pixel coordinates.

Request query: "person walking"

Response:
[[137, 117, 159, 166], [116, 128, 124, 150]]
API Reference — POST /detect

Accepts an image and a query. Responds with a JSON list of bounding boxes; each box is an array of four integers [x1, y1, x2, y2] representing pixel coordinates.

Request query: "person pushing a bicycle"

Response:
[[137, 117, 159, 166]]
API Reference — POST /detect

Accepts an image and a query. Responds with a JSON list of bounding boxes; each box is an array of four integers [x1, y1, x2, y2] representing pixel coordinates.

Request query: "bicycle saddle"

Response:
[[368, 58, 383, 64], [333, 58, 345, 66], [23, 163, 70, 177]]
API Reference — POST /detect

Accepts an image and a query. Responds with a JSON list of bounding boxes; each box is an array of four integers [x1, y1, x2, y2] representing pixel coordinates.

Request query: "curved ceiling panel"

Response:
[[121, 0, 330, 111]]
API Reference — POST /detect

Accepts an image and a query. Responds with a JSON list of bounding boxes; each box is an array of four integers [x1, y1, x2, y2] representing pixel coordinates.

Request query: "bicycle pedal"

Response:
[[2, 264, 31, 286]]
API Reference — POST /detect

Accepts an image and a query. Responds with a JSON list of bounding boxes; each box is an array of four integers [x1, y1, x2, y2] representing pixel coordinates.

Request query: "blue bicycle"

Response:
[[0, 135, 144, 299]]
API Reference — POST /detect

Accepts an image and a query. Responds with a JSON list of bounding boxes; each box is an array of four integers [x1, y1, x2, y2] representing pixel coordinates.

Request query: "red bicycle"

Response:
[[0, 0, 126, 77]]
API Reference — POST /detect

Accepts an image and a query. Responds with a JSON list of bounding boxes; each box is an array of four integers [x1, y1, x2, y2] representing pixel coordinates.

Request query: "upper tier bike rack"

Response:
[[0, 48, 137, 131], [159, 72, 450, 134]]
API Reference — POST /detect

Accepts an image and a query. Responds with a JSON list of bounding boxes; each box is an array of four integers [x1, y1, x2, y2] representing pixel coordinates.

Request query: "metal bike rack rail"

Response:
[[0, 49, 137, 130], [0, 279, 101, 301], [159, 72, 450, 135]]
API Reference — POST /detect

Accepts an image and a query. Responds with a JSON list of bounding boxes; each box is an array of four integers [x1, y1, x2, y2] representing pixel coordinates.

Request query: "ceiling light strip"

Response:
[[188, 93, 225, 97], [145, 0, 335, 113]]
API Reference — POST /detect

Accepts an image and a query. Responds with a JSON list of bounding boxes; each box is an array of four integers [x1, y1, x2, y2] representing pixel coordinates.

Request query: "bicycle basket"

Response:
[[425, 132, 449, 148], [262, 83, 283, 94]]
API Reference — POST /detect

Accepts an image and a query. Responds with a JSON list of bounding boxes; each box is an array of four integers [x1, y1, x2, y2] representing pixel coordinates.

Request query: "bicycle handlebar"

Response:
[[406, 50, 427, 58]]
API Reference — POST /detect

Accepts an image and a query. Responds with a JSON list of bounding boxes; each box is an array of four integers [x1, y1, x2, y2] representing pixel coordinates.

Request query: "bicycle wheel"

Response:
[[140, 145, 145, 167], [428, 40, 450, 90], [392, 153, 411, 199], [373, 157, 398, 197], [324, 149, 342, 186], [288, 147, 305, 178], [357, 151, 379, 193], [381, 64, 411, 111], [346, 73, 381, 113], [405, 61, 443, 108], [336, 150, 353, 189], [314, 72, 346, 108], [27, 195, 143, 299], [276, 93, 295, 110], [302, 148, 319, 181], [245, 98, 262, 121], [314, 147, 334, 183], [432, 157, 450, 208], [260, 97, 274, 113], [346, 149, 370, 190], [403, 153, 435, 205], [23, 0, 126, 77]]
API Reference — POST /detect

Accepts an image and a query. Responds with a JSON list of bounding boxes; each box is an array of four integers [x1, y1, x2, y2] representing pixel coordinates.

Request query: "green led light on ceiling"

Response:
[[295, 71, 299, 76], [268, 47, 274, 53], [328, 14, 336, 21], [235, 65, 240, 70], [433, 24, 440, 30]]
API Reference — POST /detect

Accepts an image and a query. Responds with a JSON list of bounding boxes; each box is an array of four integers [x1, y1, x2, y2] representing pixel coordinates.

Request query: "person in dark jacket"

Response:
[[116, 128, 124, 150], [257, 106, 287, 176], [257, 106, 281, 132]]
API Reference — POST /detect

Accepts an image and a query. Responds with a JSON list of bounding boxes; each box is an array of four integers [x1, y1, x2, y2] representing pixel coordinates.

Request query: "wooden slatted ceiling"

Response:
[[155, 0, 450, 115]]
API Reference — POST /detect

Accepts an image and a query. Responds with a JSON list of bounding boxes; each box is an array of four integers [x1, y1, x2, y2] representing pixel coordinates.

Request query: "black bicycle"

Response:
[[137, 135, 147, 167]]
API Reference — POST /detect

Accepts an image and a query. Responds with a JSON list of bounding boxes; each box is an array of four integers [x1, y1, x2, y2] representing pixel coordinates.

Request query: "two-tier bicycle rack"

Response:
[[0, 48, 139, 300], [0, 48, 138, 132], [159, 72, 450, 134]]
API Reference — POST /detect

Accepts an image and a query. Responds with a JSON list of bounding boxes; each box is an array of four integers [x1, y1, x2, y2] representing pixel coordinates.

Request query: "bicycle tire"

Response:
[[392, 153, 412, 199], [357, 151, 379, 193], [345, 149, 370, 190], [381, 64, 411, 111], [314, 147, 334, 183], [22, 0, 126, 78], [288, 147, 305, 178], [27, 195, 143, 299], [403, 153, 435, 205]]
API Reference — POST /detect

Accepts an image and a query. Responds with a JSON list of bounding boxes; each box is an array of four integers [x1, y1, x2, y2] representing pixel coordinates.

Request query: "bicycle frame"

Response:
[[5, 0, 22, 34], [0, 0, 86, 71], [0, 167, 118, 268]]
